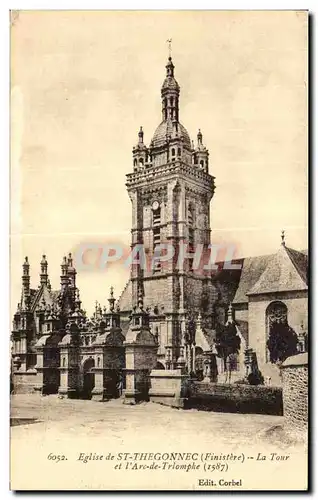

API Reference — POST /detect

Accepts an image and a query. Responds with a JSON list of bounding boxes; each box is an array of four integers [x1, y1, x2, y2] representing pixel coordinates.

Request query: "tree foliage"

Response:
[[215, 322, 241, 369], [266, 322, 298, 363]]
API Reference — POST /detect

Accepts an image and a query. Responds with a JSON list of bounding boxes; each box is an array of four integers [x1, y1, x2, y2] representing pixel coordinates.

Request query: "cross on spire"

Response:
[[166, 38, 172, 58]]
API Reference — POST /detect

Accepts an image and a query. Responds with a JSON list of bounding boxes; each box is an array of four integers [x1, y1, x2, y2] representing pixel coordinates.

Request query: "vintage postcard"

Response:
[[10, 10, 308, 491]]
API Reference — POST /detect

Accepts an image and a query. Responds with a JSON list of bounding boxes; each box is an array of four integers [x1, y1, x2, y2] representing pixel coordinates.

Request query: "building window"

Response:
[[153, 207, 161, 226], [153, 227, 161, 245], [178, 148, 181, 158], [265, 301, 288, 362], [171, 148, 176, 161]]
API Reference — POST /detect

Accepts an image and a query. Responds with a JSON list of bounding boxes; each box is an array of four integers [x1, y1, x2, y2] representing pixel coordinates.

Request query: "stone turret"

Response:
[[123, 291, 158, 404], [40, 254, 48, 286]]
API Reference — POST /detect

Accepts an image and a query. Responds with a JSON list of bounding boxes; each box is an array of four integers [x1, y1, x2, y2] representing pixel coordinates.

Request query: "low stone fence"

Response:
[[148, 369, 190, 408], [12, 371, 42, 394], [186, 381, 283, 415], [281, 352, 308, 438]]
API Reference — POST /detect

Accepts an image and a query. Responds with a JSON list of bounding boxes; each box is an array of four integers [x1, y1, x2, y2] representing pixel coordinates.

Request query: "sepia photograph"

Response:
[[10, 10, 308, 491]]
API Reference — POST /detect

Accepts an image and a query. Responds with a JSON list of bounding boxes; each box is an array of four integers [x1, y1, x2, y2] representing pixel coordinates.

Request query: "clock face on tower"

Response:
[[152, 200, 160, 211]]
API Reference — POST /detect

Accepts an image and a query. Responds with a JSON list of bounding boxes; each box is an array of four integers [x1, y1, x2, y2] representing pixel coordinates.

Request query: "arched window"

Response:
[[139, 158, 144, 167], [200, 159, 204, 168], [266, 301, 288, 329], [163, 98, 168, 120], [171, 148, 175, 159], [62, 357, 66, 367], [133, 158, 137, 167], [178, 148, 181, 157], [97, 357, 101, 367], [266, 301, 288, 362]]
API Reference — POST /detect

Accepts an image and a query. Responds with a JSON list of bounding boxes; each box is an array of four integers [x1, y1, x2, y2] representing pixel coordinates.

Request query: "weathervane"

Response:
[[166, 38, 172, 58]]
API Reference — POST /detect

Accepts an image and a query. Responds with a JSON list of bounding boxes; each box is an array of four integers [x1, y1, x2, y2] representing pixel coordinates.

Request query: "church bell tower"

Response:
[[126, 52, 215, 367]]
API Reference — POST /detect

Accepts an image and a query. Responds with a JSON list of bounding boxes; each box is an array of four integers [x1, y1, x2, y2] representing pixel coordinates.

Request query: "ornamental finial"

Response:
[[281, 229, 286, 246], [108, 286, 115, 311], [166, 38, 172, 58]]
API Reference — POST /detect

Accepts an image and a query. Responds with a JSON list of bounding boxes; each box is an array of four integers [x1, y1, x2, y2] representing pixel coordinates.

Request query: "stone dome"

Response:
[[161, 75, 180, 91], [151, 119, 191, 148]]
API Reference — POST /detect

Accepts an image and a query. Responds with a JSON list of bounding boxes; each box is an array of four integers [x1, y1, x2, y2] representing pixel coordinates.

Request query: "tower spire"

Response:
[[166, 38, 172, 59], [40, 254, 48, 286], [21, 256, 30, 310], [161, 52, 180, 122], [108, 286, 115, 312], [138, 126, 144, 145], [60, 255, 69, 290]]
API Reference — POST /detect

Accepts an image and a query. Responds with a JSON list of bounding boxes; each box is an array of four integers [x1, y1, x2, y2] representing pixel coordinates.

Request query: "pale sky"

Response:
[[10, 10, 308, 315]]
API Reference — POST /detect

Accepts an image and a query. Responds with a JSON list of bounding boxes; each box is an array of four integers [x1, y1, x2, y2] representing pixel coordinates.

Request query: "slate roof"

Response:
[[284, 247, 308, 285], [232, 255, 272, 304], [117, 280, 132, 313], [152, 119, 191, 148], [30, 285, 61, 313], [247, 245, 307, 296], [230, 246, 308, 304]]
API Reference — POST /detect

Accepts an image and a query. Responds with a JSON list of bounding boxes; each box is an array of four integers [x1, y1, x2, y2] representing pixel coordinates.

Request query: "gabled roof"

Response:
[[232, 255, 272, 304], [117, 280, 132, 313], [247, 244, 307, 296], [30, 284, 61, 313], [284, 246, 308, 285], [195, 323, 212, 351]]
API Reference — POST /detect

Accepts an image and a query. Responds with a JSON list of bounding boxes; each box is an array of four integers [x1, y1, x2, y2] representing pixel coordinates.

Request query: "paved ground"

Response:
[[10, 394, 307, 490], [11, 393, 286, 446]]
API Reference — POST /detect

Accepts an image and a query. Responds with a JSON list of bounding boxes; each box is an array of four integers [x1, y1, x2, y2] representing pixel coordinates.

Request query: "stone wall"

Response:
[[149, 369, 190, 408], [281, 352, 308, 438], [248, 291, 308, 377], [143, 276, 169, 310], [187, 381, 283, 415], [12, 371, 42, 394]]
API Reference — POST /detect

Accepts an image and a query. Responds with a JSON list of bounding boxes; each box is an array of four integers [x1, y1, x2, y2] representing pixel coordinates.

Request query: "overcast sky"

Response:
[[11, 10, 307, 315]]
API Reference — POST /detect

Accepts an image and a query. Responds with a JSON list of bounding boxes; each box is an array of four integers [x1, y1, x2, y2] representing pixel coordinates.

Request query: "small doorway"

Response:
[[82, 358, 95, 399]]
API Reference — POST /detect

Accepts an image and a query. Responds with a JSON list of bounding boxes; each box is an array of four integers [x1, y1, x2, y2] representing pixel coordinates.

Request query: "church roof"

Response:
[[230, 246, 308, 304], [247, 244, 307, 297], [30, 285, 61, 313], [117, 280, 132, 312], [232, 255, 272, 304], [284, 246, 308, 285], [151, 119, 191, 148]]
